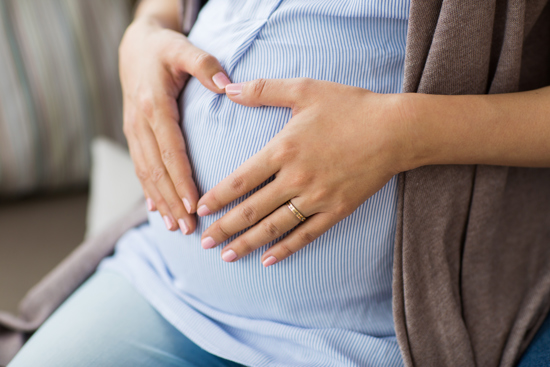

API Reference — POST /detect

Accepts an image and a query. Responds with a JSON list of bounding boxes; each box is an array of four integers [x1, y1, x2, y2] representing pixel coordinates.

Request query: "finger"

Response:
[[128, 135, 181, 230], [140, 183, 157, 212], [144, 191, 156, 212], [149, 96, 200, 214], [126, 131, 155, 212], [196, 145, 280, 217], [219, 203, 303, 263], [200, 181, 297, 249], [124, 100, 155, 212], [134, 120, 196, 234], [144, 177, 180, 230], [169, 38, 231, 93], [261, 212, 336, 267], [225, 77, 316, 108]]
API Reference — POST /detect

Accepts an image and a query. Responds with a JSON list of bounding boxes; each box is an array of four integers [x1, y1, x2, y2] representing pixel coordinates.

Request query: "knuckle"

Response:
[[153, 196, 168, 211], [230, 174, 247, 195], [310, 187, 330, 204], [261, 221, 281, 238], [150, 166, 166, 183], [193, 52, 216, 73], [239, 204, 257, 225], [271, 140, 298, 164], [291, 78, 314, 100], [215, 221, 232, 240], [251, 78, 268, 99], [135, 167, 149, 181], [270, 148, 287, 164], [288, 171, 312, 189], [279, 242, 296, 258], [298, 230, 316, 244], [208, 190, 222, 209], [172, 179, 188, 195], [236, 236, 255, 254], [161, 147, 186, 167], [335, 203, 351, 218], [167, 199, 181, 212], [137, 93, 155, 119]]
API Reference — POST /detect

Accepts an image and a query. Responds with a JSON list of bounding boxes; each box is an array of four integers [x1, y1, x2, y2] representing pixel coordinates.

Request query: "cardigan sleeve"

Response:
[[181, 0, 206, 34]]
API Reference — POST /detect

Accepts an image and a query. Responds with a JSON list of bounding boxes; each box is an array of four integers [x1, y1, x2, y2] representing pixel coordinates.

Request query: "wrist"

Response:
[[380, 88, 550, 172], [134, 0, 181, 31], [398, 92, 501, 169], [132, 13, 174, 32], [384, 92, 430, 173], [394, 92, 475, 171]]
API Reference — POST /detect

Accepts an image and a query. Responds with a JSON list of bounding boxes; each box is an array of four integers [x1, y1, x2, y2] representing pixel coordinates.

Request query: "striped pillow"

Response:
[[0, 0, 132, 196]]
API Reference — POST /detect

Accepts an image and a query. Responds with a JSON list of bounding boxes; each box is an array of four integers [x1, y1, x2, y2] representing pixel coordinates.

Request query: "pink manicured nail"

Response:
[[146, 198, 156, 211], [262, 256, 277, 267], [222, 249, 237, 262], [201, 236, 216, 249], [212, 72, 231, 89], [178, 219, 190, 235], [163, 216, 174, 230], [197, 205, 212, 217], [225, 83, 244, 95], [183, 198, 192, 214]]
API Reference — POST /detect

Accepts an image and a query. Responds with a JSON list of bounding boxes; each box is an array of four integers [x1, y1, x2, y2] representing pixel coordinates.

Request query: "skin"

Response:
[[124, 0, 550, 268], [196, 80, 550, 266], [120, 0, 231, 235]]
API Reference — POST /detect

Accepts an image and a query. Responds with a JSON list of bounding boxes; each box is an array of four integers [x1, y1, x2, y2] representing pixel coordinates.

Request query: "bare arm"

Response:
[[405, 87, 550, 170], [190, 78, 550, 266]]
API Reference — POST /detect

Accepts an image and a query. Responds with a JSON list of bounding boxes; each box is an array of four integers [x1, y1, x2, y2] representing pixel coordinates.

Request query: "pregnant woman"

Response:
[[8, 0, 550, 366]]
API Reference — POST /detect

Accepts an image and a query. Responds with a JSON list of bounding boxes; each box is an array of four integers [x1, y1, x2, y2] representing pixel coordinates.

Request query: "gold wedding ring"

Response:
[[286, 200, 307, 222]]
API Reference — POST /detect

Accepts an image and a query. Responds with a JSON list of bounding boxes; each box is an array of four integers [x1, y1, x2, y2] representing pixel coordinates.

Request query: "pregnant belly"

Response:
[[145, 0, 405, 334], [143, 75, 398, 335]]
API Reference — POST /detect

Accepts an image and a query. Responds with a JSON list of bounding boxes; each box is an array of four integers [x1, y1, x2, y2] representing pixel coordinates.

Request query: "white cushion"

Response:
[[86, 138, 144, 238]]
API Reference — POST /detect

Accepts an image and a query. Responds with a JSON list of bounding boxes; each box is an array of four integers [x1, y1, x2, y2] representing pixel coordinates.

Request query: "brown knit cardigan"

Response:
[[394, 1, 550, 366], [1, 1, 549, 366]]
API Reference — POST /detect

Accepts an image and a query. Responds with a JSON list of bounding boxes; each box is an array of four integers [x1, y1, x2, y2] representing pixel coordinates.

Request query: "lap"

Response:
[[8, 270, 243, 367], [9, 269, 550, 367]]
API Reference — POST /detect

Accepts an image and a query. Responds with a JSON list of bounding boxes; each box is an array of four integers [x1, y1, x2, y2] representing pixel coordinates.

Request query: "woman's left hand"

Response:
[[196, 78, 416, 267]]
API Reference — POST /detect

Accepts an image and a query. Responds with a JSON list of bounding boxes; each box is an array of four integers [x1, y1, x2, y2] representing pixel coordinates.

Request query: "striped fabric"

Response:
[[101, 0, 409, 365], [0, 0, 131, 196]]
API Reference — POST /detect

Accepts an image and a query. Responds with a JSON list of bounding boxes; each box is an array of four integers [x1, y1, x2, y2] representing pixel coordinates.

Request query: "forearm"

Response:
[[406, 86, 550, 170], [134, 0, 182, 31]]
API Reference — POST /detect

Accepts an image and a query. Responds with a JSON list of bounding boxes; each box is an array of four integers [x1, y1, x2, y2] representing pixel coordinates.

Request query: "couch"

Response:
[[0, 1, 140, 364]]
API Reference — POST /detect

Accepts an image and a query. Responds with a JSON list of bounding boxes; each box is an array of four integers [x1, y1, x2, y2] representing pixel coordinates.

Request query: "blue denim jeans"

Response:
[[8, 271, 244, 367], [8, 269, 550, 366]]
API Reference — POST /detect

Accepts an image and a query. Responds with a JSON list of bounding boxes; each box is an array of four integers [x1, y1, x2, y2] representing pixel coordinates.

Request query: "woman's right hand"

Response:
[[119, 15, 231, 235]]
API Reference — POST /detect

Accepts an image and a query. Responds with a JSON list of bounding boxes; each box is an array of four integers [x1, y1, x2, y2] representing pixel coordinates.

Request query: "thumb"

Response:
[[172, 38, 230, 94], [225, 78, 314, 108]]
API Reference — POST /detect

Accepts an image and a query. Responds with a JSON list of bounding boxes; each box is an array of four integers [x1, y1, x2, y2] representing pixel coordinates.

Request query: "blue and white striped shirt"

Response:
[[102, 1, 409, 365]]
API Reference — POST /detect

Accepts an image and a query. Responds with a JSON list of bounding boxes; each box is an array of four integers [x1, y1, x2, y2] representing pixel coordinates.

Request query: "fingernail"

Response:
[[222, 249, 237, 262], [262, 256, 278, 267], [163, 216, 174, 230], [178, 219, 190, 235], [225, 83, 244, 95], [212, 72, 231, 89], [147, 198, 156, 211], [201, 236, 216, 249], [183, 198, 192, 214], [197, 205, 212, 217]]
